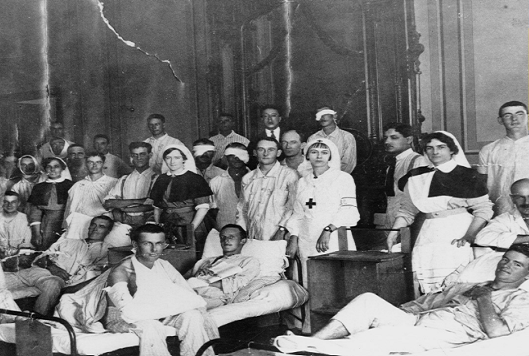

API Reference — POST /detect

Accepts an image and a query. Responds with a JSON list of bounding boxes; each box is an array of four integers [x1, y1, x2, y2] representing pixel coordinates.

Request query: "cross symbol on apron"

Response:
[[306, 198, 317, 209]]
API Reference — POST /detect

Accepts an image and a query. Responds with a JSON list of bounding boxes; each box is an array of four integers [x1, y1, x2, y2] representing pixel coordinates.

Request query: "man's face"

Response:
[[87, 218, 112, 241], [130, 147, 151, 169], [220, 227, 245, 255], [256, 140, 281, 166], [384, 129, 412, 154], [281, 131, 303, 158], [498, 106, 528, 133], [134, 232, 167, 265], [50, 138, 65, 155], [148, 118, 165, 137], [86, 155, 104, 175], [93, 138, 110, 155], [19, 158, 36, 175], [218, 116, 234, 132], [2, 196, 20, 214], [262, 109, 281, 130], [511, 182, 529, 218], [194, 147, 215, 166], [68, 147, 85, 161], [495, 250, 529, 284], [226, 153, 246, 169], [50, 123, 65, 138], [318, 114, 336, 128]]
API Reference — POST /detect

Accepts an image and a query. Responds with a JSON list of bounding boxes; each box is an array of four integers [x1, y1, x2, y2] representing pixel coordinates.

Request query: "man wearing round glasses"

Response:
[[478, 101, 529, 216]]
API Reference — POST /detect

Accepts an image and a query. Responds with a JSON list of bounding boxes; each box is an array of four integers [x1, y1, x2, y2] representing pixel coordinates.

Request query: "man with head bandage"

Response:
[[210, 143, 250, 229], [192, 139, 225, 184], [308, 106, 357, 173]]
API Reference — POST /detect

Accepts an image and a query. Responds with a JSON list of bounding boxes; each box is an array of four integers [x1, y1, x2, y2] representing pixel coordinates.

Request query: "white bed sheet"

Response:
[[0, 279, 307, 355]]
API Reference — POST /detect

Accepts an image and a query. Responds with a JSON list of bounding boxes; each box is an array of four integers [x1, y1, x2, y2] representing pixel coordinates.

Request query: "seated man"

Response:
[[275, 244, 529, 355], [475, 178, 529, 254], [4, 215, 113, 315], [189, 224, 259, 309], [9, 155, 46, 214], [0, 192, 34, 255], [104, 142, 158, 228], [193, 138, 225, 183], [103, 224, 218, 356]]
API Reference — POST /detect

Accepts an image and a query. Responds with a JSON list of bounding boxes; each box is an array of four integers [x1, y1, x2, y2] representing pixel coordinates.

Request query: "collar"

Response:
[[84, 174, 107, 182], [166, 169, 188, 177], [257, 161, 281, 178], [220, 130, 235, 138], [320, 127, 339, 137], [434, 159, 458, 173], [396, 148, 415, 161], [133, 167, 154, 176], [150, 133, 168, 141], [45, 176, 66, 183], [266, 128, 280, 137]]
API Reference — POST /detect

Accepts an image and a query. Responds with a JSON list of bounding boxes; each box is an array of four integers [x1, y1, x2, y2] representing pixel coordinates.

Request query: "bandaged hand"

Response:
[[104, 306, 136, 333]]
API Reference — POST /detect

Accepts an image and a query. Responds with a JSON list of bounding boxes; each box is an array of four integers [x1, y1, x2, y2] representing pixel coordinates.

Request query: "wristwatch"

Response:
[[279, 226, 288, 232], [323, 225, 335, 232]]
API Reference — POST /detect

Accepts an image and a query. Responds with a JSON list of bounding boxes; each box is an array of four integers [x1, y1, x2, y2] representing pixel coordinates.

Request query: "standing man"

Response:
[[280, 129, 311, 177], [382, 122, 428, 228], [210, 143, 250, 229], [93, 134, 132, 178], [144, 113, 183, 174], [38, 122, 73, 161], [104, 142, 158, 228], [248, 105, 285, 169], [308, 106, 357, 173], [66, 144, 88, 183], [210, 113, 250, 168], [103, 224, 218, 356], [236, 137, 298, 240], [64, 152, 118, 220], [478, 101, 529, 216], [192, 139, 225, 183]]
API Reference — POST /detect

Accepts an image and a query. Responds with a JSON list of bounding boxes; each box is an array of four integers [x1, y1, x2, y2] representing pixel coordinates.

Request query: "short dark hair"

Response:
[[131, 224, 165, 242], [4, 191, 20, 199], [281, 129, 306, 143], [129, 141, 152, 153], [93, 134, 110, 143], [220, 224, 247, 240], [91, 215, 115, 232], [86, 151, 106, 163], [162, 147, 187, 161], [498, 101, 528, 117], [43, 157, 66, 170], [261, 104, 282, 117], [383, 122, 413, 138], [68, 144, 85, 152], [147, 113, 166, 123], [305, 141, 332, 160], [421, 132, 459, 155], [225, 142, 248, 150], [193, 138, 215, 147], [256, 136, 281, 150], [218, 113, 234, 121], [506, 244, 529, 260]]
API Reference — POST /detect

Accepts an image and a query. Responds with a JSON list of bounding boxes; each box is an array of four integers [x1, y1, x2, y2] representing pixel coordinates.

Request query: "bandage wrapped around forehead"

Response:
[[192, 144, 216, 157], [224, 147, 250, 163], [315, 109, 337, 121]]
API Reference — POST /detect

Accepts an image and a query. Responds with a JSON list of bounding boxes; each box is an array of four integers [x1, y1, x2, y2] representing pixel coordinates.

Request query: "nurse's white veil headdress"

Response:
[[423, 130, 470, 168], [304, 137, 341, 171], [161, 144, 197, 174]]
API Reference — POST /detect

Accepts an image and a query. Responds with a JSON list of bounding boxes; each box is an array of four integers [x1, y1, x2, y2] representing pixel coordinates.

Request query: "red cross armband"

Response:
[[340, 197, 356, 207]]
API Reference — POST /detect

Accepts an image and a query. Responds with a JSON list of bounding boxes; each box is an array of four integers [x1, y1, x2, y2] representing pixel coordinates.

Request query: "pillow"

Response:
[[202, 229, 222, 259], [241, 239, 287, 278], [63, 212, 131, 247]]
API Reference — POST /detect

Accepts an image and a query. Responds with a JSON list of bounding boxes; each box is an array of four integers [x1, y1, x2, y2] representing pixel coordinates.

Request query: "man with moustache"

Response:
[[475, 179, 529, 253], [66, 144, 88, 183], [478, 101, 529, 216], [382, 122, 428, 228], [307, 106, 357, 173], [103, 224, 218, 356], [104, 142, 158, 228], [280, 129, 312, 177]]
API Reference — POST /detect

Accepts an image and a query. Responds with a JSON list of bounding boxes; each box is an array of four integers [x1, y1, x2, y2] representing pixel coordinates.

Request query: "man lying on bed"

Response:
[[188, 224, 260, 309], [102, 224, 219, 356], [274, 244, 529, 355]]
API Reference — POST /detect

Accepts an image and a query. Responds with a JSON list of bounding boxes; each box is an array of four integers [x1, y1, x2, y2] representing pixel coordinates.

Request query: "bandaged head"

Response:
[[192, 144, 216, 158], [315, 109, 337, 122], [224, 147, 250, 164]]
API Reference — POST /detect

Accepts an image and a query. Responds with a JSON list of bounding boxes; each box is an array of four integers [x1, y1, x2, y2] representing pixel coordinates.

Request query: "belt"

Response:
[[424, 208, 468, 219], [165, 206, 194, 214]]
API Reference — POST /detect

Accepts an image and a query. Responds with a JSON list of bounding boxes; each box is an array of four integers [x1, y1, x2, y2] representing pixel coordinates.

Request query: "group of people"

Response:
[[0, 99, 527, 356]]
